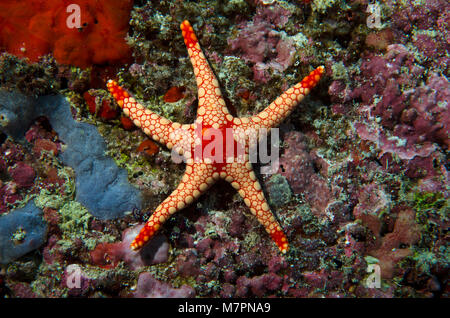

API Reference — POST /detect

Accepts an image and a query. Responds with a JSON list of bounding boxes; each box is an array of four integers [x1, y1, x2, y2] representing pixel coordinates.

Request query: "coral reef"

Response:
[[0, 0, 448, 299], [352, 44, 449, 160]]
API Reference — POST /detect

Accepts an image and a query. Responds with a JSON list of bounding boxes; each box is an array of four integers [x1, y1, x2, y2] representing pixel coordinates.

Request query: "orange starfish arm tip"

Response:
[[130, 163, 215, 251], [180, 20, 198, 48], [130, 222, 160, 250], [301, 65, 325, 89], [271, 230, 289, 254], [106, 80, 129, 108]]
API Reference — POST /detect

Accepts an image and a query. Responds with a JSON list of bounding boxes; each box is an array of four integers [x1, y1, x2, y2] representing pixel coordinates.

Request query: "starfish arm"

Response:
[[130, 162, 217, 250], [107, 80, 184, 147], [224, 162, 289, 253], [236, 66, 325, 131], [180, 20, 230, 126]]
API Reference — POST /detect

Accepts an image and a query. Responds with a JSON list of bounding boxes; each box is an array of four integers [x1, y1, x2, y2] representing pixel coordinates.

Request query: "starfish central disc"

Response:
[[194, 122, 243, 168]]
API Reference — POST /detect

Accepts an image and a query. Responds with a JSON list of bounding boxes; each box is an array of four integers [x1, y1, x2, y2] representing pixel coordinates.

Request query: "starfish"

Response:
[[107, 20, 324, 253]]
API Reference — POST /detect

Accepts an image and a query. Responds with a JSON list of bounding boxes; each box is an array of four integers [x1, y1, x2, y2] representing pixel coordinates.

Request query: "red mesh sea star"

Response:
[[107, 20, 324, 253]]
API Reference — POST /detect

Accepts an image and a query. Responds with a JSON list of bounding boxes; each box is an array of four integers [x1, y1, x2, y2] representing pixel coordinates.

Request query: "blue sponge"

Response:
[[0, 201, 47, 264], [38, 95, 143, 219], [0, 90, 142, 220], [0, 89, 37, 140]]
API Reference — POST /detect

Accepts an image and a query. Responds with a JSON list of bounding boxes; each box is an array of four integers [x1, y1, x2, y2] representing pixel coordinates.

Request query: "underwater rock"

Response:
[[228, 4, 298, 83], [279, 131, 334, 219], [133, 272, 195, 298], [235, 272, 283, 297], [368, 208, 421, 279], [90, 224, 169, 270], [8, 162, 36, 189], [0, 89, 142, 219], [265, 173, 292, 208], [0, 201, 47, 264], [0, 90, 37, 140], [353, 44, 449, 159]]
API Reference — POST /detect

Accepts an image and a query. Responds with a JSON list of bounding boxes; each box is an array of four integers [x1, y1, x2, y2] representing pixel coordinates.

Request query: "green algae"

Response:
[[58, 201, 91, 236], [266, 174, 293, 208], [331, 61, 349, 81], [218, 56, 254, 115], [11, 226, 26, 244], [293, 203, 324, 236], [410, 246, 448, 275], [413, 192, 446, 217], [223, 0, 249, 15], [0, 54, 59, 96], [116, 153, 131, 167], [412, 191, 448, 245], [390, 191, 449, 282], [243, 230, 264, 251], [34, 189, 66, 210], [148, 97, 187, 123], [204, 211, 231, 240], [311, 0, 341, 14]]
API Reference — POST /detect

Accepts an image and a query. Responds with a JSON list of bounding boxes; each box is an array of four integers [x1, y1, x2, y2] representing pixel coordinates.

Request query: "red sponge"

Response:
[[0, 0, 132, 68]]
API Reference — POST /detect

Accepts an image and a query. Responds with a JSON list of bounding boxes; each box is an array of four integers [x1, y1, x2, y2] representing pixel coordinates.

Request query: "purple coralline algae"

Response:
[[368, 208, 421, 279], [228, 5, 298, 83], [278, 131, 335, 219], [133, 272, 195, 298], [352, 44, 449, 161], [8, 162, 36, 189]]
